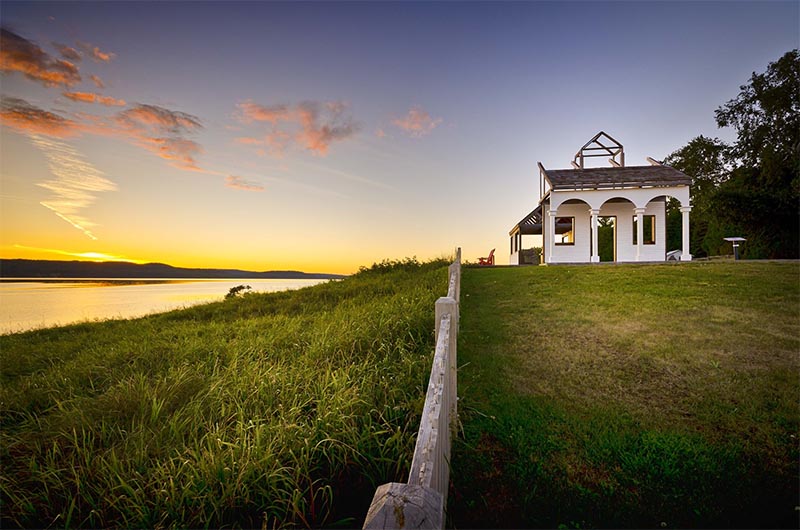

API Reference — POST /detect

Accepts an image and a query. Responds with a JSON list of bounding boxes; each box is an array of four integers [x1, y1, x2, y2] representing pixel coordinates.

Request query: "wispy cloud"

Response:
[[89, 74, 105, 89], [0, 27, 81, 87], [235, 100, 359, 157], [77, 41, 116, 63], [118, 104, 201, 134], [28, 134, 116, 240], [2, 97, 211, 174], [12, 244, 144, 263], [237, 101, 292, 124], [63, 91, 126, 107], [1, 96, 81, 137], [298, 160, 394, 191], [115, 104, 205, 171], [392, 105, 442, 137], [52, 42, 82, 62], [225, 175, 265, 191], [296, 101, 359, 156]]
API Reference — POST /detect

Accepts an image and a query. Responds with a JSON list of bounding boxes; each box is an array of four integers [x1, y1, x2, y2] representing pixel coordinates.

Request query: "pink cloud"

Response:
[[63, 91, 126, 107], [1, 28, 81, 87], [89, 74, 105, 89], [225, 175, 264, 191], [115, 104, 204, 171], [235, 99, 359, 157], [140, 136, 203, 172], [0, 97, 81, 138], [52, 42, 82, 62], [235, 130, 292, 157], [77, 41, 115, 62], [237, 101, 292, 124], [392, 105, 442, 137], [117, 104, 201, 134], [295, 101, 359, 156], [2, 96, 208, 174]]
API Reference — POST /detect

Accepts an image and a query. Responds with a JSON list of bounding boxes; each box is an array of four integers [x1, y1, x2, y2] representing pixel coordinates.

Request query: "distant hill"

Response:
[[0, 259, 347, 280]]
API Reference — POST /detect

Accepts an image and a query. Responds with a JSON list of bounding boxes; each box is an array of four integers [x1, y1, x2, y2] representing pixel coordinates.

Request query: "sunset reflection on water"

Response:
[[0, 279, 324, 334]]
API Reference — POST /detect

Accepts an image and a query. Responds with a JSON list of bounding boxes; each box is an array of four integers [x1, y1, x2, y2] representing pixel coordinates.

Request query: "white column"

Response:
[[680, 206, 692, 261], [634, 207, 645, 261], [547, 209, 557, 264], [590, 208, 600, 263]]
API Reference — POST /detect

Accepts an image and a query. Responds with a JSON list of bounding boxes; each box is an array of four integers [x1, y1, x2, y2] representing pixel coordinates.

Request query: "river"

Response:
[[0, 278, 326, 334]]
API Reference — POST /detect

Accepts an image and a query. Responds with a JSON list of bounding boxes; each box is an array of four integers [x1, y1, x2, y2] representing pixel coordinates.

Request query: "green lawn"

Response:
[[1, 259, 448, 528], [449, 261, 799, 529]]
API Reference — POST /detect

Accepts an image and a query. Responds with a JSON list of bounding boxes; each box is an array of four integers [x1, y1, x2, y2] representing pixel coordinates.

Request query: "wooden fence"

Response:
[[363, 248, 461, 530]]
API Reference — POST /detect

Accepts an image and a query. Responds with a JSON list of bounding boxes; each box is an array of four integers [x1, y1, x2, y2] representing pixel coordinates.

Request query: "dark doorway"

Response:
[[598, 216, 616, 262]]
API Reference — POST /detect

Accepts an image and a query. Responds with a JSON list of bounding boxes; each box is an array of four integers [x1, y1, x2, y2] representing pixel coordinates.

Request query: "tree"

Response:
[[713, 49, 800, 258], [665, 50, 800, 258], [715, 50, 800, 174], [225, 284, 252, 299], [664, 136, 731, 257]]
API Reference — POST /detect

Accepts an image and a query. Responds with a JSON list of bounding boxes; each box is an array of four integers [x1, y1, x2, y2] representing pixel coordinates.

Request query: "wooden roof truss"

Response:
[[572, 131, 625, 169]]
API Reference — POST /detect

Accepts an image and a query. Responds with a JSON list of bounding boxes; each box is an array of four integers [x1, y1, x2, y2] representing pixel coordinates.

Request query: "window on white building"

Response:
[[632, 215, 656, 245], [555, 217, 575, 245]]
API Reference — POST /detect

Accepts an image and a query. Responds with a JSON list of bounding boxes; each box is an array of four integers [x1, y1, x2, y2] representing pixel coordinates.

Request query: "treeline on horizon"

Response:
[[0, 259, 346, 280], [663, 49, 799, 259]]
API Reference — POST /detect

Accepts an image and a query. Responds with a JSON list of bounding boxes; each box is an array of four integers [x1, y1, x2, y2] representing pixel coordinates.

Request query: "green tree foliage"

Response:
[[664, 136, 731, 257], [665, 50, 799, 258], [715, 49, 800, 173]]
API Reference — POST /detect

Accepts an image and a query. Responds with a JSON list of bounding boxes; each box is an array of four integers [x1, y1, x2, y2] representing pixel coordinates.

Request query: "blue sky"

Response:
[[1, 1, 797, 272]]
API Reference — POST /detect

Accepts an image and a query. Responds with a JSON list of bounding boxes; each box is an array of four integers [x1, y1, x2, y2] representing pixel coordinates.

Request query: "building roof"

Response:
[[510, 205, 542, 235], [543, 165, 691, 191], [509, 204, 576, 236]]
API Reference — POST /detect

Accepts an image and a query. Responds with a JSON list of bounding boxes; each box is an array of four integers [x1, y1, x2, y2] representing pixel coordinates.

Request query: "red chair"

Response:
[[478, 248, 495, 266]]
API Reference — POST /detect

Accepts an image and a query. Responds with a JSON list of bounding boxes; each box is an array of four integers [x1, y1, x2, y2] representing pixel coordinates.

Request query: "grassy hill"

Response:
[[3, 259, 797, 528], [449, 261, 799, 529], [0, 258, 447, 528]]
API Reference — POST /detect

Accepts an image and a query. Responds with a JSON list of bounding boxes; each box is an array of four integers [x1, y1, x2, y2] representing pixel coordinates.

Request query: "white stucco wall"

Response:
[[601, 200, 665, 262], [549, 185, 689, 211], [544, 187, 683, 264], [545, 201, 591, 263]]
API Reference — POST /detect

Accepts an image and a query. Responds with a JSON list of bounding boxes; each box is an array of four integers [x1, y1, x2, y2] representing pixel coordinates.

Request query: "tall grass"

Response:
[[1, 258, 449, 528]]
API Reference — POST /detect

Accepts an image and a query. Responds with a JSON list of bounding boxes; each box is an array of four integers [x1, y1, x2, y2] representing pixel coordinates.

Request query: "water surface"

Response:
[[0, 278, 325, 334]]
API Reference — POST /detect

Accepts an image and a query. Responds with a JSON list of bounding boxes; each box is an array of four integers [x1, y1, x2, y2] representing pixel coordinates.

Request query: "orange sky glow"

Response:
[[1, 2, 797, 274]]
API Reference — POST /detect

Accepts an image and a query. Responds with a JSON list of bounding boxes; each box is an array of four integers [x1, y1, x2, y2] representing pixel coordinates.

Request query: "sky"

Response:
[[1, 1, 797, 274]]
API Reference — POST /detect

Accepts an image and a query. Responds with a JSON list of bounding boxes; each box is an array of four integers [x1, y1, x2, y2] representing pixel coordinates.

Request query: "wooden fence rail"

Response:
[[363, 248, 461, 530]]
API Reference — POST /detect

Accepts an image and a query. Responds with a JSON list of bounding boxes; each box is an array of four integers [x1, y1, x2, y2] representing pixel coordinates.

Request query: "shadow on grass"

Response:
[[448, 264, 799, 529]]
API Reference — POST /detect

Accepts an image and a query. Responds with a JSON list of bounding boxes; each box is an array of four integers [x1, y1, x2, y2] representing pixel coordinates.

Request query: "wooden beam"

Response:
[[538, 162, 548, 199], [646, 156, 662, 166], [608, 158, 621, 167]]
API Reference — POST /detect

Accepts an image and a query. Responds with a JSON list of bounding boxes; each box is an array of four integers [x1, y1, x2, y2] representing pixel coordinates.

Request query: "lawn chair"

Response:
[[478, 248, 495, 266]]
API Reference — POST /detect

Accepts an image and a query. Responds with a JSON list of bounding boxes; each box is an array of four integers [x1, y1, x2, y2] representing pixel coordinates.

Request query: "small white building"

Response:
[[509, 132, 693, 265]]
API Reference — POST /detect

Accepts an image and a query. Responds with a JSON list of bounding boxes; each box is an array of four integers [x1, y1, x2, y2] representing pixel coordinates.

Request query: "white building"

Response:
[[509, 132, 692, 265]]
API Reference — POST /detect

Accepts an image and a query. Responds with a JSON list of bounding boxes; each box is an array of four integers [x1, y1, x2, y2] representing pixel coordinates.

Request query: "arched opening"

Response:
[[597, 197, 636, 262], [648, 194, 690, 258], [546, 198, 592, 264]]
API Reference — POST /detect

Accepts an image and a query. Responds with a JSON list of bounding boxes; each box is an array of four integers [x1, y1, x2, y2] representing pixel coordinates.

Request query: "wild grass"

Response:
[[449, 261, 799, 529], [0, 257, 449, 528]]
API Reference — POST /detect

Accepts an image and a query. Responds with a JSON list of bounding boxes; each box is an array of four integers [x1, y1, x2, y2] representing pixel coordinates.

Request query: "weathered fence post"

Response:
[[362, 482, 443, 529], [363, 250, 460, 530], [435, 296, 458, 460]]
